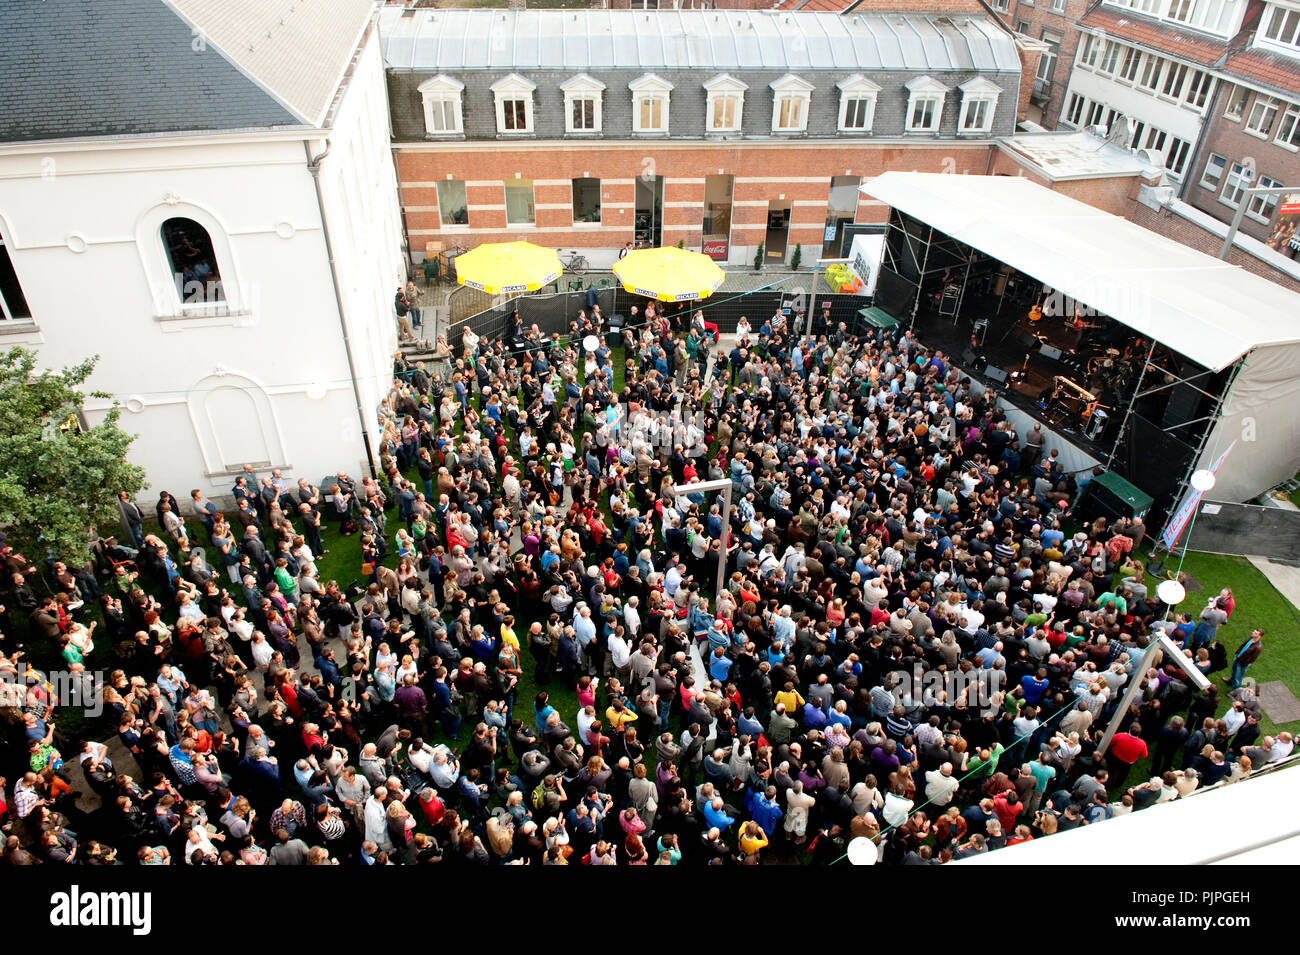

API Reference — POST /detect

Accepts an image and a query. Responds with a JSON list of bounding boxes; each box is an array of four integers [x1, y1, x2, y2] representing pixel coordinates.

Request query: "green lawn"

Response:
[[1144, 551, 1300, 737]]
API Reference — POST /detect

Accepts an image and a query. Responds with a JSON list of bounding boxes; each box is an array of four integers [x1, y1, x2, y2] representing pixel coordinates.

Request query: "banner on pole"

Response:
[[1160, 440, 1237, 551]]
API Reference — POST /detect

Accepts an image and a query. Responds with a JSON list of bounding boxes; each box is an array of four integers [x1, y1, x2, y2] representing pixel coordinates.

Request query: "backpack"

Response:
[[531, 783, 547, 810]]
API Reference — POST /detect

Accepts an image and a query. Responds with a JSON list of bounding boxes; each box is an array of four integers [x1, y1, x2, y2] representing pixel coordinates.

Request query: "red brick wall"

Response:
[[1007, 0, 1090, 127], [1128, 202, 1300, 292], [1183, 105, 1300, 243], [396, 140, 996, 256]]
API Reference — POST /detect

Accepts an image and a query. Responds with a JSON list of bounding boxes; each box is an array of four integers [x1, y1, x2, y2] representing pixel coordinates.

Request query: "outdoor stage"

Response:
[[863, 171, 1300, 517]]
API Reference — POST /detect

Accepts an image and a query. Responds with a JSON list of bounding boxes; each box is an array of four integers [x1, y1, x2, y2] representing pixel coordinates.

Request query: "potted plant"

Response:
[[754, 242, 764, 271], [791, 243, 802, 271]]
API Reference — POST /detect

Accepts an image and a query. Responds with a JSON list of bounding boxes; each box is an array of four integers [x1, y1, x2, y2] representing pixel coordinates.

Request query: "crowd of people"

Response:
[[0, 294, 1291, 867]]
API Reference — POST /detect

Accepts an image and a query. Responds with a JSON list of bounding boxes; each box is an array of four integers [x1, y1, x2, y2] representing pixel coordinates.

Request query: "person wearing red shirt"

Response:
[[992, 790, 1021, 833], [1106, 725, 1148, 790]]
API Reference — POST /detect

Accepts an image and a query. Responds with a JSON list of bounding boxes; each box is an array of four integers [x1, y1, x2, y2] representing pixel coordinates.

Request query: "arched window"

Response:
[[161, 217, 224, 306]]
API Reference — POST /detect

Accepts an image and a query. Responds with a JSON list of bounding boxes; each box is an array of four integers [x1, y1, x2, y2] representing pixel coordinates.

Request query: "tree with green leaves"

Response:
[[0, 347, 146, 565]]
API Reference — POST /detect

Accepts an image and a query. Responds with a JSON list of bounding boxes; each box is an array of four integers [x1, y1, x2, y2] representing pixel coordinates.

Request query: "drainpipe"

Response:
[[306, 139, 378, 480]]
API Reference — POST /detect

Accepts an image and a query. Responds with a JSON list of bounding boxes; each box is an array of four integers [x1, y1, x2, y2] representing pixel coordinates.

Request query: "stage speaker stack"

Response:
[[984, 366, 1008, 384]]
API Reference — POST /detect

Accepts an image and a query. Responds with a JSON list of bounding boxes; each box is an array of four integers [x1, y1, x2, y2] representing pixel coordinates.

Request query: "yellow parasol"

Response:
[[612, 247, 725, 303], [454, 241, 563, 294]]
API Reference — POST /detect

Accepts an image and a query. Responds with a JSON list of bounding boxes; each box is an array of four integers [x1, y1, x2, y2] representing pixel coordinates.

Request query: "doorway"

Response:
[[765, 202, 790, 262], [635, 175, 664, 248], [823, 175, 860, 259], [703, 174, 734, 261]]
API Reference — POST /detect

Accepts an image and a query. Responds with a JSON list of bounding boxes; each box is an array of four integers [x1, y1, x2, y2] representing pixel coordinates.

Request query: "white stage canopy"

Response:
[[862, 172, 1300, 373], [864, 172, 1300, 502]]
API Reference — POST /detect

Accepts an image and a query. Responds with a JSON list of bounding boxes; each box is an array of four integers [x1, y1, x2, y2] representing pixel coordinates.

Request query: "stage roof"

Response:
[[862, 172, 1300, 371]]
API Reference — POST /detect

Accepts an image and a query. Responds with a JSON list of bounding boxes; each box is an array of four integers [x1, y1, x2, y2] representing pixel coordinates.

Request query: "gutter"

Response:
[[306, 139, 379, 480]]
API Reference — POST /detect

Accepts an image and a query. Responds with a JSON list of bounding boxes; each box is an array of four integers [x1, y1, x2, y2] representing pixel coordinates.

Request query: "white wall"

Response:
[[312, 23, 407, 468], [0, 25, 406, 510], [1064, 70, 1209, 147]]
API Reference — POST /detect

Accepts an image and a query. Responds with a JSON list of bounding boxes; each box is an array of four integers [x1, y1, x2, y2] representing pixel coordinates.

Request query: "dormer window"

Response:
[[629, 74, 673, 134], [770, 74, 815, 133], [836, 74, 881, 133], [958, 77, 1002, 134], [561, 73, 606, 134], [490, 73, 537, 135], [906, 76, 950, 133], [418, 75, 464, 136], [704, 74, 747, 133]]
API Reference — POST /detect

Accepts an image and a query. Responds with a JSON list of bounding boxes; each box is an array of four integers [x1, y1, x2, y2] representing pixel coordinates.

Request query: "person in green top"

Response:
[[273, 558, 297, 602], [1095, 588, 1128, 615], [967, 741, 1007, 781]]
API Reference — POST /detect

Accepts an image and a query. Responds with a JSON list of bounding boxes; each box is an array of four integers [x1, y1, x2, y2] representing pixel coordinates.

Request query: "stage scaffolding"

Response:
[[876, 205, 1241, 524]]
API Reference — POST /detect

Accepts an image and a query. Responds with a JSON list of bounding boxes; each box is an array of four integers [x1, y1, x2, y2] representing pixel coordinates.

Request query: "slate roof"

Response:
[[0, 0, 372, 144], [378, 8, 1023, 74]]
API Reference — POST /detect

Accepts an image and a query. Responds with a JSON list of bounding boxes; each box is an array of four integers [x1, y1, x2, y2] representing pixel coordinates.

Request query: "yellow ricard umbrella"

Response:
[[454, 241, 563, 294], [612, 247, 725, 303]]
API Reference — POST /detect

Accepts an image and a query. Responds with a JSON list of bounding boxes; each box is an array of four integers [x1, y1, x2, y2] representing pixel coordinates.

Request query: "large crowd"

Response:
[[0, 294, 1289, 866]]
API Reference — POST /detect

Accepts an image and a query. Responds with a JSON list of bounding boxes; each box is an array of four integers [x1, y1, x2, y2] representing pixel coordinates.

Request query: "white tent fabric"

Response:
[[1197, 343, 1300, 503], [953, 761, 1300, 865], [862, 172, 1300, 372]]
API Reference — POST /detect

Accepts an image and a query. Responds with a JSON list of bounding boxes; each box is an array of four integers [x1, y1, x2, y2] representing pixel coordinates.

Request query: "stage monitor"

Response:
[[984, 366, 1008, 383], [1040, 344, 1063, 361]]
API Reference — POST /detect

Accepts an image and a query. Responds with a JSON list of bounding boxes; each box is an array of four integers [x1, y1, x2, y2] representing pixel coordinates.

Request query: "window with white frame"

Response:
[[1247, 175, 1283, 221], [1119, 46, 1142, 82], [770, 74, 815, 133], [1221, 161, 1251, 206], [1166, 137, 1192, 177], [1079, 34, 1100, 68], [1201, 153, 1226, 188], [629, 74, 672, 134], [1245, 95, 1280, 137], [418, 75, 464, 136], [490, 73, 536, 135], [906, 76, 949, 133], [1183, 69, 1213, 109], [1276, 102, 1300, 149], [837, 74, 881, 132], [560, 74, 605, 134], [1260, 2, 1300, 51], [1085, 100, 1106, 126], [1137, 53, 1165, 91], [1098, 40, 1122, 75], [0, 222, 32, 322], [1064, 92, 1086, 126], [504, 179, 535, 225], [1161, 62, 1188, 98], [990, 0, 1009, 11], [958, 77, 1001, 134], [1223, 84, 1249, 119], [1038, 31, 1062, 83], [704, 74, 747, 133]]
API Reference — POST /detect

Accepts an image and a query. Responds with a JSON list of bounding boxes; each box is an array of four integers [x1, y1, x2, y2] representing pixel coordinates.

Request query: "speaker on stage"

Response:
[[1040, 344, 1063, 361], [984, 366, 1008, 383], [961, 347, 978, 366], [1017, 333, 1036, 349]]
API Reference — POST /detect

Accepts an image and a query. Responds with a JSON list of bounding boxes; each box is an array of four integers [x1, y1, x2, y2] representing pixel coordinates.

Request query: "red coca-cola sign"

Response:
[[702, 238, 728, 261]]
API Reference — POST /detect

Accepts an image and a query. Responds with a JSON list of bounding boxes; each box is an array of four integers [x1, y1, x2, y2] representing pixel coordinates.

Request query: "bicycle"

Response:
[[559, 249, 589, 274]]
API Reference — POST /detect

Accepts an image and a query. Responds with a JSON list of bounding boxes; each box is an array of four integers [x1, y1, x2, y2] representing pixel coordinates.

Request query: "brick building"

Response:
[[1182, 2, 1300, 247], [997, 0, 1092, 126], [379, 7, 1024, 268]]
